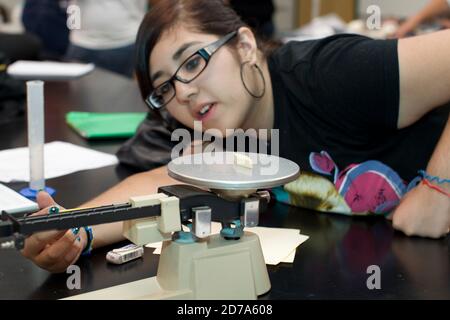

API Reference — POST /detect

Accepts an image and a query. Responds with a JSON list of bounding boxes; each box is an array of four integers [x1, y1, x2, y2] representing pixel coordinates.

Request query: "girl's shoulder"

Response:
[[270, 33, 380, 72]]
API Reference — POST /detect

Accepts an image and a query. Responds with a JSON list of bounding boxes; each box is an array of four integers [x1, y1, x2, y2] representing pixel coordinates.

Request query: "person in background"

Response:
[[395, 0, 450, 38], [65, 0, 148, 77], [0, 4, 6, 20], [22, 0, 70, 60], [0, 1, 41, 61]]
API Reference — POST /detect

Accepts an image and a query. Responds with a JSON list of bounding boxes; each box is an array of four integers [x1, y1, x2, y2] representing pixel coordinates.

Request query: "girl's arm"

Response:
[[80, 165, 180, 249], [397, 29, 450, 128], [393, 30, 450, 238], [392, 115, 450, 238]]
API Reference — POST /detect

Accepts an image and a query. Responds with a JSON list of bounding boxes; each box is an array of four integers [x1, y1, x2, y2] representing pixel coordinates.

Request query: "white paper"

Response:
[[7, 61, 95, 80], [146, 222, 309, 265], [249, 226, 308, 265], [0, 183, 39, 214], [0, 141, 118, 183], [282, 249, 297, 264]]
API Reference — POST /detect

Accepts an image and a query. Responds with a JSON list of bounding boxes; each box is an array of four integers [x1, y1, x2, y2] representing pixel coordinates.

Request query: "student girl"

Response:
[[21, 0, 449, 273]]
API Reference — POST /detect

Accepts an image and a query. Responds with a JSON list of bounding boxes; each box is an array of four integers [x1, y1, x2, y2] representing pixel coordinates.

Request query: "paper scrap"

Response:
[[250, 226, 308, 265], [0, 141, 118, 183], [282, 249, 297, 264], [234, 152, 253, 169], [145, 222, 309, 265], [0, 183, 39, 214]]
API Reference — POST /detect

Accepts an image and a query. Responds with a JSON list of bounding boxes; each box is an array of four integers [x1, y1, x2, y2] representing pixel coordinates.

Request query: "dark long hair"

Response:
[[135, 0, 277, 119]]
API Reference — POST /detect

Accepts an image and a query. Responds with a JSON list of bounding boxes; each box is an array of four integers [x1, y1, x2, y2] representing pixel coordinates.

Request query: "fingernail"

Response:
[[77, 236, 81, 242], [71, 227, 80, 236], [48, 206, 59, 215]]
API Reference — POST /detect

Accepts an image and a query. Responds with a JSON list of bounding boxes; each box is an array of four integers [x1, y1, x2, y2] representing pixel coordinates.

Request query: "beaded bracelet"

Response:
[[418, 170, 450, 185], [81, 226, 94, 256], [422, 179, 450, 198]]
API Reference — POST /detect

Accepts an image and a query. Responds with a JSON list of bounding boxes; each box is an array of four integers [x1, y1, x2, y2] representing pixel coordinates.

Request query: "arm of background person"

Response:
[[395, 0, 450, 38]]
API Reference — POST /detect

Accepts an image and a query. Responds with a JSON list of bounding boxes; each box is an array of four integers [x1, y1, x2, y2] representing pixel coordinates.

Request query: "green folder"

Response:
[[65, 111, 147, 139]]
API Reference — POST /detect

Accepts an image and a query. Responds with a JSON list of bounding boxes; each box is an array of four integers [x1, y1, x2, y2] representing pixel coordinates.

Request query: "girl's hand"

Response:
[[21, 192, 88, 273], [393, 183, 450, 239]]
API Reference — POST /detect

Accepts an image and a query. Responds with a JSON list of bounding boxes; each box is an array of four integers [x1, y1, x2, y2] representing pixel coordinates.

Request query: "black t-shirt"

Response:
[[269, 34, 449, 182]]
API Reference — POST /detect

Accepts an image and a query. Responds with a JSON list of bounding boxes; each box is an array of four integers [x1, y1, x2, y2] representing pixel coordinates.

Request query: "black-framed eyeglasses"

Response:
[[145, 30, 237, 110]]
